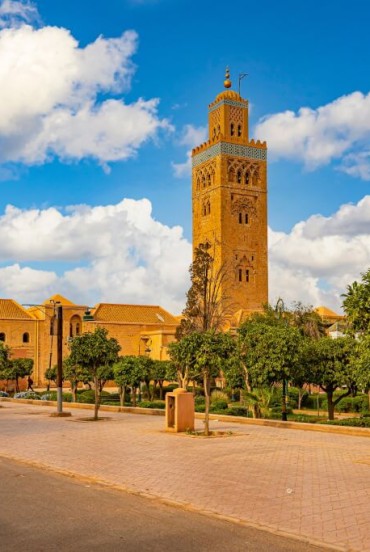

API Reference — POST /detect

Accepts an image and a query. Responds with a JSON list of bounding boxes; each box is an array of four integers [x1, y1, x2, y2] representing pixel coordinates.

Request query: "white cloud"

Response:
[[255, 91, 370, 178], [0, 0, 40, 28], [2, 195, 369, 315], [0, 198, 191, 313], [341, 151, 370, 181], [0, 20, 170, 167], [172, 124, 207, 178], [269, 196, 370, 311]]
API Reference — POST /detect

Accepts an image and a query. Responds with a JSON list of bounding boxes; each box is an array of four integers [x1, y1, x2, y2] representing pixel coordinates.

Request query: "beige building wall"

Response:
[[0, 295, 179, 386]]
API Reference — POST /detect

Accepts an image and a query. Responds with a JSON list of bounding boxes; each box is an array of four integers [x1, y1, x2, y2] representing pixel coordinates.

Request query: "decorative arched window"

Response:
[[237, 124, 242, 137], [22, 332, 30, 343], [196, 178, 200, 191], [245, 172, 250, 185], [230, 123, 235, 136], [245, 213, 249, 224], [0, 332, 5, 342], [207, 173, 211, 186], [237, 170, 242, 184], [69, 315, 82, 338], [238, 269, 242, 282], [202, 175, 206, 188], [239, 213, 242, 224], [246, 269, 250, 282]]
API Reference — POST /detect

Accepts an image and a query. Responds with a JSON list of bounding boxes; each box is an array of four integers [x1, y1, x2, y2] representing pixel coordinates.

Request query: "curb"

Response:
[[0, 453, 347, 552]]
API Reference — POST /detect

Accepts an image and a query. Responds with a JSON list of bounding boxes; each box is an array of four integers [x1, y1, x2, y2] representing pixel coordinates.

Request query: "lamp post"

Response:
[[56, 303, 63, 415]]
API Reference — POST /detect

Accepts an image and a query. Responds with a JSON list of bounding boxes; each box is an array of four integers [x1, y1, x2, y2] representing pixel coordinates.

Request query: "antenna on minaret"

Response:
[[238, 73, 248, 96]]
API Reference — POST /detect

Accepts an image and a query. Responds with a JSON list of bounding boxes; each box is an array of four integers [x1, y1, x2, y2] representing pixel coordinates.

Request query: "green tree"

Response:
[[0, 342, 11, 390], [7, 358, 34, 392], [302, 336, 357, 420], [168, 335, 201, 389], [44, 365, 59, 391], [63, 358, 89, 403], [342, 269, 370, 332], [69, 327, 121, 419], [225, 315, 303, 418], [113, 356, 142, 406], [151, 360, 172, 400], [136, 356, 155, 400], [289, 302, 326, 339], [172, 331, 234, 435]]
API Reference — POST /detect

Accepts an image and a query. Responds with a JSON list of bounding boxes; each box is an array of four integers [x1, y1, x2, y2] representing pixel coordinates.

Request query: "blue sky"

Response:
[[1, 0, 370, 312]]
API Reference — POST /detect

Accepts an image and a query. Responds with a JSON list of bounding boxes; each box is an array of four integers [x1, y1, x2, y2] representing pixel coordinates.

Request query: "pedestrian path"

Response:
[[1, 402, 369, 551]]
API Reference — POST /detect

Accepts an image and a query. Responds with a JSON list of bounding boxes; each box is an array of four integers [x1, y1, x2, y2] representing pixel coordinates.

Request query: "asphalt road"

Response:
[[0, 457, 327, 552]]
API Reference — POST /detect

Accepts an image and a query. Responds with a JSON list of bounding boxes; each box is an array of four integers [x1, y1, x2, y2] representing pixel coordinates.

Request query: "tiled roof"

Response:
[[43, 294, 76, 306], [93, 304, 179, 325], [315, 306, 344, 319], [0, 299, 36, 320]]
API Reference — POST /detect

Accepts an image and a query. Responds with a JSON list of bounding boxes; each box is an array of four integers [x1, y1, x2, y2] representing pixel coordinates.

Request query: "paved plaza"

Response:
[[0, 401, 369, 551]]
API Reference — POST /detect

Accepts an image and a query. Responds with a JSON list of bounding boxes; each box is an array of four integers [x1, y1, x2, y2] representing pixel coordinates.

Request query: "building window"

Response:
[[246, 269, 250, 282], [230, 123, 235, 136], [69, 315, 82, 338], [239, 213, 242, 224], [245, 213, 249, 224], [0, 332, 5, 342], [22, 332, 30, 343], [245, 172, 249, 185], [238, 269, 242, 282], [237, 170, 242, 183], [207, 173, 211, 186], [237, 124, 242, 137]]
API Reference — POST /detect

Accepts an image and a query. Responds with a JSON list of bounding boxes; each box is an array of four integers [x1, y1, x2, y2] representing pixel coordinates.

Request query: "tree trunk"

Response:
[[93, 376, 100, 420], [298, 388, 303, 410], [72, 382, 77, 403], [119, 385, 124, 407], [203, 373, 211, 436], [132, 386, 137, 407], [243, 369, 260, 418], [326, 389, 335, 421], [159, 382, 164, 400], [15, 376, 19, 393]]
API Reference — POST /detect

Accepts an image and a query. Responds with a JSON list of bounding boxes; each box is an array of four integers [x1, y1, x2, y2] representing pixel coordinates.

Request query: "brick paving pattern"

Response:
[[0, 402, 369, 551]]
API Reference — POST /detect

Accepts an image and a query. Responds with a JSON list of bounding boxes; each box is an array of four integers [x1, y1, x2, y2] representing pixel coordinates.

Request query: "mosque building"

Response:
[[0, 71, 343, 386]]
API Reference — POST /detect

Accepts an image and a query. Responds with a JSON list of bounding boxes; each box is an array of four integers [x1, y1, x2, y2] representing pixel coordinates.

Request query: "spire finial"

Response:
[[224, 67, 232, 89]]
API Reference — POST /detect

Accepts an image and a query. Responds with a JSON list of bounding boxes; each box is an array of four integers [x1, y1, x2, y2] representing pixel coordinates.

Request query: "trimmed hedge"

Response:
[[323, 417, 370, 428]]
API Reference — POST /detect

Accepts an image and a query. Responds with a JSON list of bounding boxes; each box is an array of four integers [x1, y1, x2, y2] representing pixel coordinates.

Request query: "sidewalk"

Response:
[[1, 401, 369, 551]]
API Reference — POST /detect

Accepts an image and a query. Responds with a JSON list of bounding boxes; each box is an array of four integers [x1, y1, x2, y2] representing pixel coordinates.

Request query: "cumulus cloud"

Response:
[[0, 198, 191, 313], [0, 17, 170, 167], [269, 196, 370, 311], [2, 196, 370, 314], [0, 0, 40, 28], [255, 91, 370, 178], [172, 124, 207, 178]]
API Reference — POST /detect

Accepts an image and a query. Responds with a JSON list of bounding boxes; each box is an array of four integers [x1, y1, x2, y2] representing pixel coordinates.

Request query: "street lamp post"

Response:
[[56, 304, 63, 415]]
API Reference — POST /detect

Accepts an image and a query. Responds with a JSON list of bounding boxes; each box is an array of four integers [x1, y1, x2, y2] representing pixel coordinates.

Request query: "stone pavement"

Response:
[[0, 402, 369, 552]]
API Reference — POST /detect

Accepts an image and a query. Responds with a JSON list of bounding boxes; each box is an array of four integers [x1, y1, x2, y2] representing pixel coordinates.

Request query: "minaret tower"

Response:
[[191, 69, 268, 319]]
